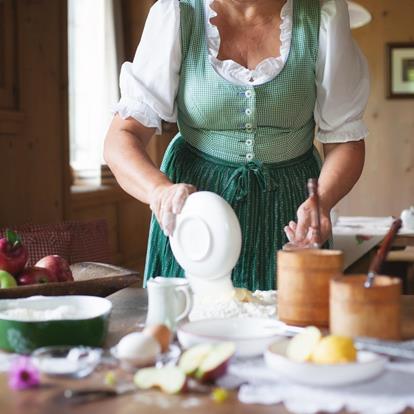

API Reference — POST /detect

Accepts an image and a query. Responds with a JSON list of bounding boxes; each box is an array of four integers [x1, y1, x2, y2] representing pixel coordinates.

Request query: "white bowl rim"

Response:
[[178, 317, 285, 342]]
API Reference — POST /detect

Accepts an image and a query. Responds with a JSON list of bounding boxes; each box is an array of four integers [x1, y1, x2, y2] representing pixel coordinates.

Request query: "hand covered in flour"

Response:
[[149, 183, 197, 237], [284, 198, 332, 248]]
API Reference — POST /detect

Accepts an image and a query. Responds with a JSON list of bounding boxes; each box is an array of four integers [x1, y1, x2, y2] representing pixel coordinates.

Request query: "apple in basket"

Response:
[[0, 230, 28, 275], [16, 267, 57, 285], [0, 270, 18, 288], [35, 255, 74, 282]]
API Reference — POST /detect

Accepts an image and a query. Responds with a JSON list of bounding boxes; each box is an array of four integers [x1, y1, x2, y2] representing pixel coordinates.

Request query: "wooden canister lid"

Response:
[[331, 274, 401, 303], [278, 249, 344, 270]]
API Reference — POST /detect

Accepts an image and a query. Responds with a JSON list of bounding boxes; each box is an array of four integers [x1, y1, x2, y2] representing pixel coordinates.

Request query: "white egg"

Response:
[[116, 332, 161, 360]]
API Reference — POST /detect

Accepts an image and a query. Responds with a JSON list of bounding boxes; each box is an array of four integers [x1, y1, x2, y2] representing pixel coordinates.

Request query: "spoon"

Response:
[[364, 218, 402, 288]]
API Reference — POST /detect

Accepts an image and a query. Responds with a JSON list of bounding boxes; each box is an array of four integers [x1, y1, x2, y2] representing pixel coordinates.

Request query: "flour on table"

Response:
[[189, 290, 278, 321]]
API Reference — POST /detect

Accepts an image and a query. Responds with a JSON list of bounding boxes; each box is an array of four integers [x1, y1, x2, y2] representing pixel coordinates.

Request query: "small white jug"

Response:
[[146, 277, 193, 331]]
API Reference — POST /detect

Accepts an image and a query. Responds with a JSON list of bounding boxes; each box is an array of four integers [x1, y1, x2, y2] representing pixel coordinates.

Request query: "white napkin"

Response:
[[218, 357, 414, 414]]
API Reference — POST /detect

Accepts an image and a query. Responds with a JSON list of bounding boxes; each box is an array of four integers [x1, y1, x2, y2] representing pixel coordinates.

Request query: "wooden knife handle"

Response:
[[368, 218, 402, 275], [307, 178, 321, 247]]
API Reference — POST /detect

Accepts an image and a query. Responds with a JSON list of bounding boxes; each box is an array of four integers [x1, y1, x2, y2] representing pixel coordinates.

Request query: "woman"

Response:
[[105, 0, 369, 291]]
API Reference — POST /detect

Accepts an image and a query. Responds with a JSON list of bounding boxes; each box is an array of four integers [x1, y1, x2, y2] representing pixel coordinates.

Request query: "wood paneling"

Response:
[[337, 0, 414, 217], [0, 0, 17, 109], [0, 0, 68, 227], [121, 0, 154, 61]]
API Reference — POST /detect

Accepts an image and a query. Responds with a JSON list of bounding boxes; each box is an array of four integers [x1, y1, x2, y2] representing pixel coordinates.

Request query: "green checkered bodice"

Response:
[[177, 0, 320, 164]]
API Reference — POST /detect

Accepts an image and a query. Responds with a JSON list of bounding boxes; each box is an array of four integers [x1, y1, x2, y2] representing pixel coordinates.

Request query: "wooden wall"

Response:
[[0, 0, 69, 226], [337, 0, 414, 217]]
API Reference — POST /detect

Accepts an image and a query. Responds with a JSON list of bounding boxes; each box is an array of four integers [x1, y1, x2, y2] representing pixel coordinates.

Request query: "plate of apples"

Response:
[[0, 230, 140, 299]]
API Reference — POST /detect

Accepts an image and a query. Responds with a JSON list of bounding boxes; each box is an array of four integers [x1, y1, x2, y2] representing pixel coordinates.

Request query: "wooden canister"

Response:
[[330, 274, 402, 340], [277, 249, 344, 327]]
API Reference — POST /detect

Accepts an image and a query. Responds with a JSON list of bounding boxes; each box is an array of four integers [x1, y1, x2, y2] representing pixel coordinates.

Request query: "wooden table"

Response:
[[1, 288, 414, 414]]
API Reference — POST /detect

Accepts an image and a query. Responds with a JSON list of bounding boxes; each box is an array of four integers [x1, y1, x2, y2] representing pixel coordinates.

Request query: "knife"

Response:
[[62, 383, 136, 404]]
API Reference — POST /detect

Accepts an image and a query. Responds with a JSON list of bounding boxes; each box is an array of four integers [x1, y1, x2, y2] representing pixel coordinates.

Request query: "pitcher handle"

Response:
[[175, 286, 193, 323]]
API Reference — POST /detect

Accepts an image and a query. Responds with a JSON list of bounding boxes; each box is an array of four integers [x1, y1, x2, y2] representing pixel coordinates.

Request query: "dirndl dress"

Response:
[[144, 0, 322, 291]]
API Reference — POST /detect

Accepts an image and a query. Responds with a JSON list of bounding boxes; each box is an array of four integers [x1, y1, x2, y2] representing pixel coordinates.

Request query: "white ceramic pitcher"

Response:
[[146, 277, 193, 331]]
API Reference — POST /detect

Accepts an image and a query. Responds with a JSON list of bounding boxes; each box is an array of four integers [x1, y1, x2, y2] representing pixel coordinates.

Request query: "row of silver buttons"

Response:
[[245, 90, 254, 160]]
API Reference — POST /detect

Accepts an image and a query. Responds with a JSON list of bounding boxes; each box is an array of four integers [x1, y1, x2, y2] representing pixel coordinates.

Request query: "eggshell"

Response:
[[143, 324, 172, 353], [117, 332, 161, 361]]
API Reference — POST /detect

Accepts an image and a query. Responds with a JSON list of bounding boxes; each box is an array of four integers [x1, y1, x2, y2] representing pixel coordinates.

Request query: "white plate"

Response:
[[265, 339, 387, 387], [170, 192, 242, 281], [177, 318, 286, 357]]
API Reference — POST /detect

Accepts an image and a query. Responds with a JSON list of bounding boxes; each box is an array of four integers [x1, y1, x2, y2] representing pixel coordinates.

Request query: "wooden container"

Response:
[[330, 274, 402, 340], [277, 249, 344, 327]]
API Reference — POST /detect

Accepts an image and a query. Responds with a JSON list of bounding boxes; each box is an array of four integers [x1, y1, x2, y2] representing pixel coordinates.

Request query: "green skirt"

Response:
[[144, 136, 321, 291]]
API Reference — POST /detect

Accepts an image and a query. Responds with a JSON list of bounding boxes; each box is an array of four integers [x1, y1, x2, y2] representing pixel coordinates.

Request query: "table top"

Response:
[[1, 287, 414, 414]]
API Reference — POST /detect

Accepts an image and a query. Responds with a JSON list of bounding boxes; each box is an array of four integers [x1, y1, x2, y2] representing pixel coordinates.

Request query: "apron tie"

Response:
[[221, 160, 278, 202]]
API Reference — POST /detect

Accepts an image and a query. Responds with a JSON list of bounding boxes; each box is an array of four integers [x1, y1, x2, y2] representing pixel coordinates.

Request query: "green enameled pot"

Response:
[[0, 296, 112, 354]]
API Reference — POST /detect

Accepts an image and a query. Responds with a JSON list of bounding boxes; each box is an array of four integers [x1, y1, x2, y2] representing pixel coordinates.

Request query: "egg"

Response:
[[143, 324, 172, 353], [116, 332, 161, 362]]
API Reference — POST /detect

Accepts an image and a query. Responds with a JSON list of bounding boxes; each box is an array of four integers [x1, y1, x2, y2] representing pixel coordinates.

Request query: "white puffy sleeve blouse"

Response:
[[114, 0, 370, 142]]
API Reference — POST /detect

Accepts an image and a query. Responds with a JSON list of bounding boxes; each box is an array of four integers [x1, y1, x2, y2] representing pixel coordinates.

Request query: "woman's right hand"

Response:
[[149, 183, 197, 237]]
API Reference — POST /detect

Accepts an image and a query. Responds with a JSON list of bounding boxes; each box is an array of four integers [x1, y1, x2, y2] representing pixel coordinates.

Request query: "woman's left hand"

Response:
[[284, 198, 332, 247]]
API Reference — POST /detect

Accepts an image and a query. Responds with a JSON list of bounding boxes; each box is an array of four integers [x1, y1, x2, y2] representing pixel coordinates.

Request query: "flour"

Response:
[[189, 290, 278, 321], [0, 305, 84, 321]]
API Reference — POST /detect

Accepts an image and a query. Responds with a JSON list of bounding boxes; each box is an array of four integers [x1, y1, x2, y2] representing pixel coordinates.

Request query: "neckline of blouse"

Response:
[[204, 0, 293, 81]]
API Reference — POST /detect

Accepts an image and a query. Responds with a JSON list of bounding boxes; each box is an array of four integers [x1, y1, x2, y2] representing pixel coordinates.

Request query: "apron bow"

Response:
[[222, 160, 278, 202]]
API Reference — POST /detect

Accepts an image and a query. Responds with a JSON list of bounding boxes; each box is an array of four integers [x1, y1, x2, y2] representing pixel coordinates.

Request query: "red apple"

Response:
[[35, 255, 73, 282], [16, 267, 57, 285], [0, 230, 28, 275], [194, 342, 236, 382]]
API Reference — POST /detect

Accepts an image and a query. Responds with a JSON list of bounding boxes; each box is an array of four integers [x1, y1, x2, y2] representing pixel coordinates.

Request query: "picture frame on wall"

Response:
[[386, 43, 414, 99]]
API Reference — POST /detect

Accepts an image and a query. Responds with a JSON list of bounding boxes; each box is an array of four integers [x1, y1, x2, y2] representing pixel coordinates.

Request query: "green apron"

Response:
[[144, 0, 321, 291]]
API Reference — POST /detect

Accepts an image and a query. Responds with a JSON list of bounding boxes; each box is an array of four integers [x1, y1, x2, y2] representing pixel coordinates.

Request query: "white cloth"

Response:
[[114, 0, 370, 142], [217, 357, 414, 414]]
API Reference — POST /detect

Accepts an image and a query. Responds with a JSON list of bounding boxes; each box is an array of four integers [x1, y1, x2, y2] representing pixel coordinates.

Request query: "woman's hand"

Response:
[[284, 198, 332, 247], [149, 183, 197, 236]]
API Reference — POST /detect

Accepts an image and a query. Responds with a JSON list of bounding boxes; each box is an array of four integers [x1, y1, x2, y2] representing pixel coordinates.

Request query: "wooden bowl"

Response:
[[277, 249, 343, 327], [330, 274, 402, 340]]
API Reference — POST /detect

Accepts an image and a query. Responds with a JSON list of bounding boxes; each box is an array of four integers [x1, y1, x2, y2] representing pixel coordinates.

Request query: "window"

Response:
[[68, 0, 121, 183]]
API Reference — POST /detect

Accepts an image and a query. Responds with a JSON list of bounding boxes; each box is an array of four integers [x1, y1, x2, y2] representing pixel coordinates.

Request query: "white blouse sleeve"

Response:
[[113, 0, 181, 135], [315, 0, 370, 143]]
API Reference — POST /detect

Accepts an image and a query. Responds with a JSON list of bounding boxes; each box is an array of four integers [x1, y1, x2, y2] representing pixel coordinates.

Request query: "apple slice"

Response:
[[195, 342, 236, 382], [178, 343, 213, 375], [286, 326, 322, 363], [134, 367, 187, 394]]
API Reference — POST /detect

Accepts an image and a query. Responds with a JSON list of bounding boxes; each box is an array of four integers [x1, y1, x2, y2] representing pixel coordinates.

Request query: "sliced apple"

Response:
[[134, 367, 187, 394], [195, 342, 236, 382], [286, 326, 322, 363], [178, 343, 213, 375]]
